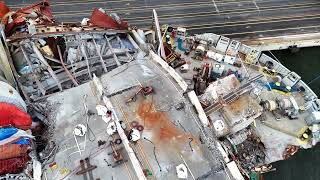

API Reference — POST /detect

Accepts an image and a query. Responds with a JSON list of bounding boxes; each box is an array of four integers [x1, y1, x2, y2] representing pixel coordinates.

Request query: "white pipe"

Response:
[[131, 29, 145, 45], [73, 133, 82, 156], [157, 28, 167, 56], [180, 154, 195, 180], [153, 9, 166, 59]]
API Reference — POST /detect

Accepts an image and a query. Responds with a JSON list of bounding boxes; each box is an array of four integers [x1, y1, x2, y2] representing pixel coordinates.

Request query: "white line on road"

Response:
[[212, 0, 220, 14], [252, 0, 260, 13]]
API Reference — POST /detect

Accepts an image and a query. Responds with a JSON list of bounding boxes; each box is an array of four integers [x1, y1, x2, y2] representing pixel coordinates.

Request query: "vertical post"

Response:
[[57, 45, 79, 86], [80, 41, 93, 79], [152, 9, 166, 60], [31, 42, 63, 91], [20, 45, 46, 95], [105, 35, 121, 66], [116, 35, 132, 61], [92, 36, 108, 72]]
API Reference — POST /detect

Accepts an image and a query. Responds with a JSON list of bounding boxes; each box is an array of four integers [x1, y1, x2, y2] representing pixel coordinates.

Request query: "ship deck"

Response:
[[44, 55, 229, 180]]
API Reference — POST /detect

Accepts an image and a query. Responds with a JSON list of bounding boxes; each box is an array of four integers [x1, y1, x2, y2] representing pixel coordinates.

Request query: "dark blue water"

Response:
[[263, 47, 320, 180]]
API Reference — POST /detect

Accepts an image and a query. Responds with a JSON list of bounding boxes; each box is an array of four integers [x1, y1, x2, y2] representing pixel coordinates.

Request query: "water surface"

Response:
[[264, 47, 320, 180]]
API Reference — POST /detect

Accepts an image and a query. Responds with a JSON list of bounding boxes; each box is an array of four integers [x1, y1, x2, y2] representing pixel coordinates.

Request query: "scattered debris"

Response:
[[126, 86, 153, 104], [0, 2, 319, 180], [283, 145, 299, 159], [76, 158, 98, 180], [108, 141, 127, 168], [176, 164, 188, 179]]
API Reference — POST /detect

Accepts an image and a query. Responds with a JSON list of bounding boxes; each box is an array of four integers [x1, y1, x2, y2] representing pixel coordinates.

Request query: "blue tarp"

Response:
[[13, 137, 30, 145], [0, 127, 18, 141]]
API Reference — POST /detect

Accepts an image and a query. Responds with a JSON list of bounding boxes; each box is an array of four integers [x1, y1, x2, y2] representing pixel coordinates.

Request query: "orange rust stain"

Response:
[[228, 95, 249, 114], [137, 101, 192, 145]]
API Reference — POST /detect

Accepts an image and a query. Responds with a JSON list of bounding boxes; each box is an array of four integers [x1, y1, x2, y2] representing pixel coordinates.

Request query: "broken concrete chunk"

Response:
[[107, 121, 117, 135], [67, 48, 78, 63], [131, 128, 140, 142], [81, 18, 90, 26], [96, 105, 108, 116], [28, 24, 36, 35], [176, 164, 188, 179]]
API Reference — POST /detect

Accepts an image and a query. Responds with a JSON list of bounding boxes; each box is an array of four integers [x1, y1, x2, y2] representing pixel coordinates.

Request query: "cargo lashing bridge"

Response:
[[204, 74, 264, 115]]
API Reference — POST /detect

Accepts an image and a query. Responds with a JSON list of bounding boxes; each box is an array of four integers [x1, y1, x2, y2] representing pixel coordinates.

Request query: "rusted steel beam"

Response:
[[92, 37, 108, 72], [80, 41, 93, 79], [7, 29, 127, 42], [57, 45, 79, 86], [20, 45, 46, 96], [116, 35, 133, 61], [31, 42, 63, 91], [44, 55, 62, 64], [104, 35, 121, 66]]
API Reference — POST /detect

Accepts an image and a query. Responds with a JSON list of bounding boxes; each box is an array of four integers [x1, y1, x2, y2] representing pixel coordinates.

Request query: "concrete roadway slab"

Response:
[[100, 56, 226, 179], [44, 55, 229, 179]]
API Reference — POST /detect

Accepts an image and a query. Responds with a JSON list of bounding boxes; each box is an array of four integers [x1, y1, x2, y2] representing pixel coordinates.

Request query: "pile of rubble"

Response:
[[236, 134, 266, 172], [11, 33, 136, 100], [0, 0, 135, 178], [0, 1, 128, 38]]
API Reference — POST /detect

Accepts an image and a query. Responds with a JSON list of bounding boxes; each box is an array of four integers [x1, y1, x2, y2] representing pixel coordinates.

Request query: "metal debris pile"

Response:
[[235, 134, 266, 173], [153, 21, 319, 179], [9, 33, 136, 100], [0, 0, 54, 37], [0, 1, 128, 38], [0, 1, 136, 178], [0, 1, 320, 179]]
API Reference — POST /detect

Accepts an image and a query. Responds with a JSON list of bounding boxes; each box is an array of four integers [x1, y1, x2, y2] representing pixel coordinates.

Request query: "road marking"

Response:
[[212, 0, 220, 14], [127, 3, 320, 23], [52, 1, 216, 15], [252, 0, 260, 13], [221, 24, 320, 36], [186, 14, 320, 29], [53, 0, 320, 15], [53, 2, 320, 20]]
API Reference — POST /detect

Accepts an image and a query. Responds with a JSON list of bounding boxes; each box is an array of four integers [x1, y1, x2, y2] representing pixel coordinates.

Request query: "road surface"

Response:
[[6, 0, 320, 39]]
